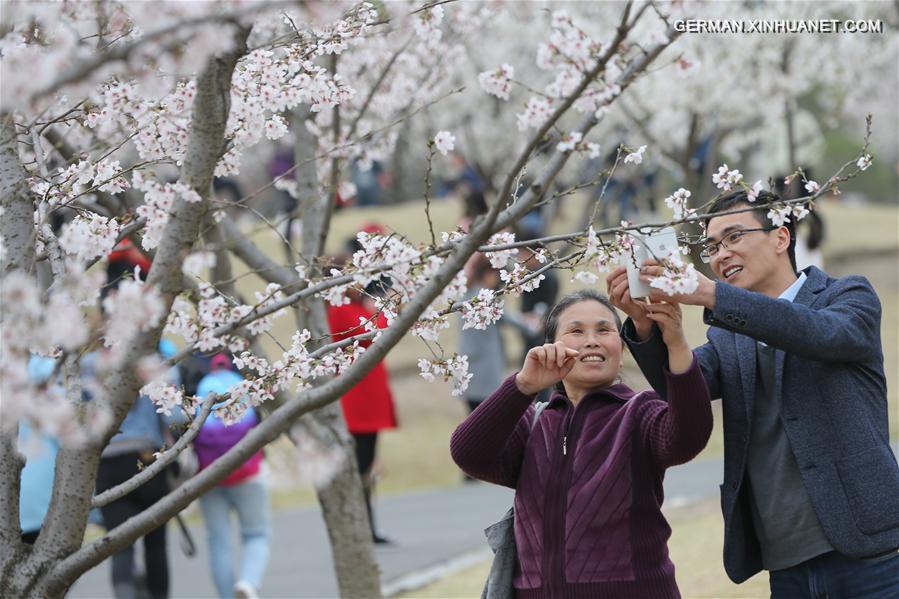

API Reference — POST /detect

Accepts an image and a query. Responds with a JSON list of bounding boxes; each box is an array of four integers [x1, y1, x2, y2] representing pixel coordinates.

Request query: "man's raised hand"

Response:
[[606, 266, 653, 339]]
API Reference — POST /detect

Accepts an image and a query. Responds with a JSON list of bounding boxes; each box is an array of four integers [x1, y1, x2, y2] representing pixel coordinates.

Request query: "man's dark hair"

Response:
[[543, 289, 622, 344], [704, 189, 797, 272]]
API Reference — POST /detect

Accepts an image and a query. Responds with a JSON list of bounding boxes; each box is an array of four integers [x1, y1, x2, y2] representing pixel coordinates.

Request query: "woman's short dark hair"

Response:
[[704, 189, 797, 272], [543, 289, 622, 344]]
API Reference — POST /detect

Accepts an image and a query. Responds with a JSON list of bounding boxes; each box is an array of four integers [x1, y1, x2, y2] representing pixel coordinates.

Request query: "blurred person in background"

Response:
[[327, 239, 398, 543], [195, 355, 271, 599], [18, 355, 61, 545], [95, 342, 185, 599], [351, 157, 390, 207], [95, 246, 185, 599]]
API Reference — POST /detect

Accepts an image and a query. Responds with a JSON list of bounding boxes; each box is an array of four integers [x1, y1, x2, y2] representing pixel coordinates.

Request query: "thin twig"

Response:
[[423, 144, 438, 248]]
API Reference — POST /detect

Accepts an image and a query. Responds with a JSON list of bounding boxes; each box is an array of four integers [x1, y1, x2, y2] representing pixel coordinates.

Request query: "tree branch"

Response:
[[219, 216, 298, 288], [0, 114, 34, 552], [91, 395, 216, 508], [0, 115, 37, 274], [345, 37, 412, 142]]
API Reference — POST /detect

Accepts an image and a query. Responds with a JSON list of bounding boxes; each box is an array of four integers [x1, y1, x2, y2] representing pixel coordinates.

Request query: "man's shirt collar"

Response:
[[779, 271, 808, 304]]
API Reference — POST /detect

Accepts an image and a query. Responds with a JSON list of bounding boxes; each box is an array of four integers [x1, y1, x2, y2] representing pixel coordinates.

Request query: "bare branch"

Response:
[[409, 0, 460, 16], [91, 395, 216, 509], [423, 145, 438, 247], [345, 37, 413, 142], [218, 216, 298, 288]]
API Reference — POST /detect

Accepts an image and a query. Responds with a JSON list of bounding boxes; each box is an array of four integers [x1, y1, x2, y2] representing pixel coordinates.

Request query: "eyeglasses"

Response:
[[699, 227, 775, 263]]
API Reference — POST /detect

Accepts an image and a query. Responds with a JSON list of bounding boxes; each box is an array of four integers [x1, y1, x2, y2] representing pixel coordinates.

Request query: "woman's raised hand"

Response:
[[644, 301, 684, 346], [644, 301, 693, 374], [515, 341, 579, 396]]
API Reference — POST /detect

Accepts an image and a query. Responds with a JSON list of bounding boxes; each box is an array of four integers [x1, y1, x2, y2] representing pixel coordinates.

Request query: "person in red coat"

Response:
[[327, 287, 397, 544]]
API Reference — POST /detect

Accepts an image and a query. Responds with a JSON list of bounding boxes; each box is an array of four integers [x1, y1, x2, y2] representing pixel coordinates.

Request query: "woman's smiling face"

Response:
[[553, 299, 624, 395]]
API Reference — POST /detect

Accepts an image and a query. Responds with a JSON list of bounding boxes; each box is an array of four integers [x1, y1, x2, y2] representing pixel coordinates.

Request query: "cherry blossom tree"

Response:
[[422, 1, 894, 223], [608, 0, 896, 207], [0, 1, 877, 597]]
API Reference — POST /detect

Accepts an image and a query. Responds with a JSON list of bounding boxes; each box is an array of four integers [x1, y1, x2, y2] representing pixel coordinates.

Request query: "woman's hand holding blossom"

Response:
[[515, 341, 579, 396]]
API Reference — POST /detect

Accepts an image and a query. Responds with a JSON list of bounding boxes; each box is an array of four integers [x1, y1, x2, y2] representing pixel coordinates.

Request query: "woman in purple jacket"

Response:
[[451, 290, 712, 598]]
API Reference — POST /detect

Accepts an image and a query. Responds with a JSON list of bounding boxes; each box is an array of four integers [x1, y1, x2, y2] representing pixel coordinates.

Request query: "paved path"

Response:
[[69, 456, 723, 598]]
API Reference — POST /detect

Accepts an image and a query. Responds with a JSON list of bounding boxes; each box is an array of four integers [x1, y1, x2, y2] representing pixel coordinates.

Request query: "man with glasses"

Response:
[[606, 189, 899, 597]]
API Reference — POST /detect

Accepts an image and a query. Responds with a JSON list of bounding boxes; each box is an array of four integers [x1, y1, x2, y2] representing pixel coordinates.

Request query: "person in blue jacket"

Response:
[[18, 355, 61, 544], [194, 356, 271, 599], [94, 340, 185, 599]]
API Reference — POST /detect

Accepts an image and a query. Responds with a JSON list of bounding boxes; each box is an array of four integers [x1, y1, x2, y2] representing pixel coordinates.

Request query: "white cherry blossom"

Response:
[[433, 130, 455, 155]]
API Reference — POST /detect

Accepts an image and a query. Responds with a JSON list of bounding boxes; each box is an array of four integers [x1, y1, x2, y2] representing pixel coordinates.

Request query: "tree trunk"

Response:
[[291, 104, 383, 598], [0, 28, 249, 599]]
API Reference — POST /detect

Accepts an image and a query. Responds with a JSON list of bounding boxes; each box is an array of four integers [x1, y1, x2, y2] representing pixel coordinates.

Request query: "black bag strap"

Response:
[[175, 513, 196, 557]]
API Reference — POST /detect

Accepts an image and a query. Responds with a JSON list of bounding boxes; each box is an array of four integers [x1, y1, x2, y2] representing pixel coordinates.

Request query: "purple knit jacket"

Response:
[[450, 357, 711, 599]]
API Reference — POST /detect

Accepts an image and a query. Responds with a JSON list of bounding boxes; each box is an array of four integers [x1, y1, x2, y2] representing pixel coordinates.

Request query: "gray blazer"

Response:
[[623, 266, 899, 583]]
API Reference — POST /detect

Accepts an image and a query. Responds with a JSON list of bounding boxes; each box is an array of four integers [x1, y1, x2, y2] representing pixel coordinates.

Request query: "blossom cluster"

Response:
[[648, 248, 700, 296], [582, 225, 623, 271], [141, 379, 184, 417], [712, 164, 744, 191], [478, 63, 515, 100], [767, 204, 811, 227], [132, 171, 202, 250], [433, 131, 456, 155], [31, 158, 131, 209], [412, 4, 445, 46], [746, 180, 765, 202], [623, 145, 646, 165], [484, 232, 517, 269], [663, 188, 695, 221], [0, 269, 110, 445], [182, 251, 217, 277], [58, 214, 121, 263], [348, 231, 423, 295], [461, 288, 504, 330], [499, 262, 545, 296], [188, 283, 284, 353], [418, 355, 473, 397], [86, 81, 196, 165], [102, 277, 166, 360], [555, 131, 601, 160], [516, 9, 628, 131]]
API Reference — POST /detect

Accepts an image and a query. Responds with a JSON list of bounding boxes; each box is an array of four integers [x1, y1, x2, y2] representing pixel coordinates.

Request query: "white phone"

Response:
[[623, 227, 679, 299]]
